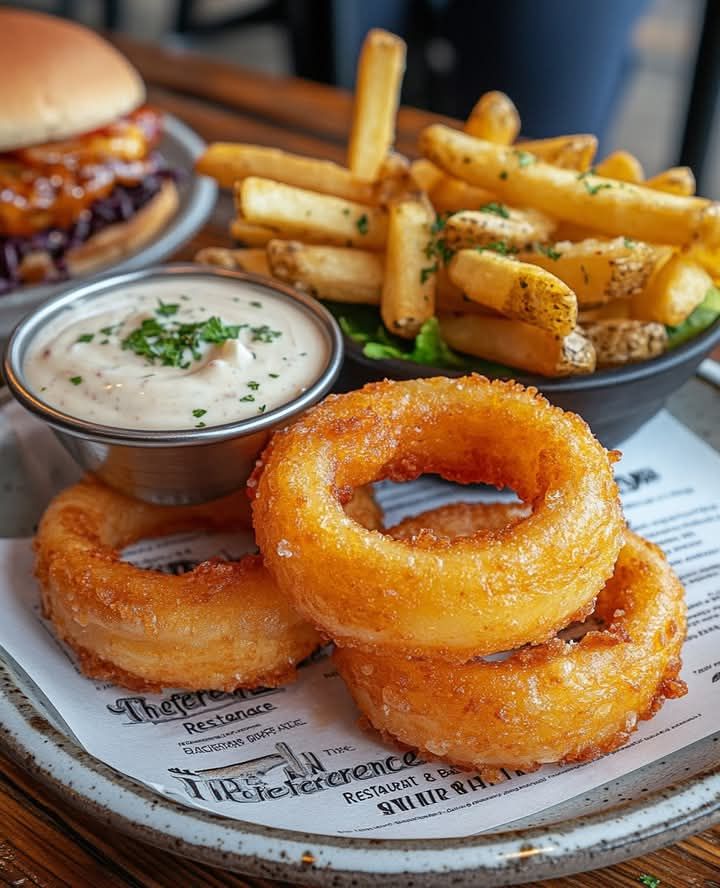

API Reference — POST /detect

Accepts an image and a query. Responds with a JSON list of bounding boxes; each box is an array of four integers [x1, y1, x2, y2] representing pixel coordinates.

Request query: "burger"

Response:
[[0, 9, 179, 296]]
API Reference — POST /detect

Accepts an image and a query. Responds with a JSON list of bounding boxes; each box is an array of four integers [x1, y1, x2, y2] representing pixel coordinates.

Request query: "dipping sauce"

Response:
[[24, 276, 329, 430]]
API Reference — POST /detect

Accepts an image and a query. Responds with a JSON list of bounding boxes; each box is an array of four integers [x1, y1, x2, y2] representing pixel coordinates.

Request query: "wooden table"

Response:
[[1, 36, 719, 888]]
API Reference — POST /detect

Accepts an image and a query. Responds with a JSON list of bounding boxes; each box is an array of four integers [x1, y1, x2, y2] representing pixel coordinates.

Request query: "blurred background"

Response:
[[5, 0, 719, 195]]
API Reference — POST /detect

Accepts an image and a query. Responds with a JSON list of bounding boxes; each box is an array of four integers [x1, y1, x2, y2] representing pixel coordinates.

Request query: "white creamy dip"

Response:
[[24, 277, 329, 430]]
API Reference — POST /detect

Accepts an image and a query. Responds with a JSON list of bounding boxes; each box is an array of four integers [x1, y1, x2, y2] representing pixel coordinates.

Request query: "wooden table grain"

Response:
[[1, 36, 718, 888]]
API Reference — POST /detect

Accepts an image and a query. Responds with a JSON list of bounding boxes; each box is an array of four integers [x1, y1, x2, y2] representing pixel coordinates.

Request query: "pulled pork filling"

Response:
[[0, 107, 173, 295]]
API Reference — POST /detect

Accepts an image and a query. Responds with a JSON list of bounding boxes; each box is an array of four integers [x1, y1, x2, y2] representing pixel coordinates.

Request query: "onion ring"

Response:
[[35, 478, 380, 691], [252, 376, 624, 660], [335, 508, 687, 773]]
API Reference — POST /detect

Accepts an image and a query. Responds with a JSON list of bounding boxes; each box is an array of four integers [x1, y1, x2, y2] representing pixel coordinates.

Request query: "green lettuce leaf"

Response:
[[666, 286, 720, 349], [328, 302, 512, 375]]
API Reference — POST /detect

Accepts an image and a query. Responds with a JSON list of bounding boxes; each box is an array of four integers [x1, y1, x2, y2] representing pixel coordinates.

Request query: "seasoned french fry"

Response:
[[410, 158, 444, 192], [380, 151, 411, 179], [631, 254, 712, 325], [197, 144, 377, 203], [595, 150, 644, 183], [266, 240, 383, 304], [685, 243, 720, 278], [348, 29, 406, 181], [429, 176, 497, 213], [230, 218, 279, 246], [194, 247, 270, 276], [420, 124, 720, 246], [237, 178, 387, 249], [464, 91, 520, 144], [382, 198, 436, 337], [581, 319, 667, 366], [646, 166, 696, 196], [516, 135, 597, 171], [444, 206, 555, 250], [439, 313, 596, 376], [578, 298, 631, 322], [448, 249, 576, 334], [519, 237, 670, 306]]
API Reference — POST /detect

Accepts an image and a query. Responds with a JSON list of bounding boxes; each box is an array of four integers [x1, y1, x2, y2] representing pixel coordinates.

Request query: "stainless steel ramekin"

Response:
[[3, 264, 343, 504]]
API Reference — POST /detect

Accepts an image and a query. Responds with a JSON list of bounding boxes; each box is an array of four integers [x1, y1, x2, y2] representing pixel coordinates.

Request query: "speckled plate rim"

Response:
[[1, 658, 719, 886]]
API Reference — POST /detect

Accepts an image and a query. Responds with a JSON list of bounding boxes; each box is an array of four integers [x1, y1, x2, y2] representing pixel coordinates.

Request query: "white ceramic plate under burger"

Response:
[[0, 114, 217, 338]]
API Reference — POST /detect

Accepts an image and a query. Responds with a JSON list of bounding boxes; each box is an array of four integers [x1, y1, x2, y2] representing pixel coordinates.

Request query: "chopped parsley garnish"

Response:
[[577, 167, 598, 180], [269, 372, 279, 378], [624, 237, 636, 248], [499, 170, 508, 180], [584, 180, 613, 196], [191, 408, 207, 419], [195, 421, 206, 428], [239, 394, 255, 402], [480, 201, 510, 218], [638, 875, 660, 888], [421, 212, 455, 284], [121, 315, 244, 368], [342, 208, 350, 216], [250, 325, 282, 343], [250, 300, 262, 308], [156, 300, 179, 317], [247, 380, 260, 390], [535, 243, 562, 260], [258, 404, 267, 413], [513, 149, 536, 167], [356, 213, 369, 235], [76, 333, 94, 343], [100, 324, 119, 337], [100, 339, 109, 345], [69, 376, 82, 385], [478, 241, 518, 256]]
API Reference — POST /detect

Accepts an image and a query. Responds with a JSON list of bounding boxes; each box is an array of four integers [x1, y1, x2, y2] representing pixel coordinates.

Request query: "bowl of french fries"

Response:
[[195, 29, 720, 447]]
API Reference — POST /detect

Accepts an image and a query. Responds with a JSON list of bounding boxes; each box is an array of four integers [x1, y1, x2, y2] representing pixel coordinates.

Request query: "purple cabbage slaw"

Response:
[[0, 156, 177, 296]]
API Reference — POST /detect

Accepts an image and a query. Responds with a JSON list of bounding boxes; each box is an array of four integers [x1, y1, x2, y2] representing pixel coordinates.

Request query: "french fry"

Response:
[[646, 166, 696, 196], [420, 124, 720, 246], [464, 91, 520, 144], [595, 150, 644, 183], [348, 29, 406, 181], [439, 313, 596, 376], [448, 249, 577, 335], [382, 197, 436, 337], [435, 266, 490, 314], [230, 218, 279, 246], [519, 237, 670, 306], [194, 246, 270, 276], [444, 206, 556, 250], [237, 178, 388, 249], [429, 176, 497, 213], [516, 135, 597, 171], [578, 298, 631, 322], [581, 319, 667, 366], [266, 240, 383, 304], [197, 144, 378, 203], [410, 158, 444, 192], [631, 254, 712, 325]]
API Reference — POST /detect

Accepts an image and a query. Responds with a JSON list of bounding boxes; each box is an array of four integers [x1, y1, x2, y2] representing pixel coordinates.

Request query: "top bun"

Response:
[[0, 9, 146, 151]]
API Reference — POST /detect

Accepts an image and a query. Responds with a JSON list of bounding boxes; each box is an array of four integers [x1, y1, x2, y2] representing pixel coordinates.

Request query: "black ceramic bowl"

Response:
[[340, 318, 720, 448]]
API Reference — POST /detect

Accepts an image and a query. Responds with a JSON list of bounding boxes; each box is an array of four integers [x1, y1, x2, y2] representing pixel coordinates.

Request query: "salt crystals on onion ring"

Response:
[[35, 478, 381, 691], [335, 504, 687, 774], [252, 376, 624, 660]]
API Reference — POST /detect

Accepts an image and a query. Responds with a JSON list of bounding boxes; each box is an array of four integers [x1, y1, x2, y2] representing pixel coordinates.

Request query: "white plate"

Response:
[[0, 382, 719, 885], [0, 114, 217, 338]]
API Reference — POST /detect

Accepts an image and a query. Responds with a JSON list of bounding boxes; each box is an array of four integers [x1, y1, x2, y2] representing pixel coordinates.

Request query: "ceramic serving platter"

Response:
[[0, 381, 719, 886], [0, 114, 217, 338]]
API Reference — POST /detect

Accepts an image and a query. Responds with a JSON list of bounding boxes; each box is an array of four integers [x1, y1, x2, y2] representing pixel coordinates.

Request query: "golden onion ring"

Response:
[[252, 376, 624, 660], [35, 478, 380, 691], [336, 509, 687, 773]]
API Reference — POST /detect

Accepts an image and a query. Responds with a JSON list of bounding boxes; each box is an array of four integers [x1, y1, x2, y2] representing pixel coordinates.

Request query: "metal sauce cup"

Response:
[[3, 264, 343, 504]]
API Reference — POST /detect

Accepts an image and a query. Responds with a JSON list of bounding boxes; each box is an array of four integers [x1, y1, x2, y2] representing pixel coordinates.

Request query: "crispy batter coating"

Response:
[[336, 513, 687, 774], [252, 376, 624, 661], [35, 479, 380, 691]]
